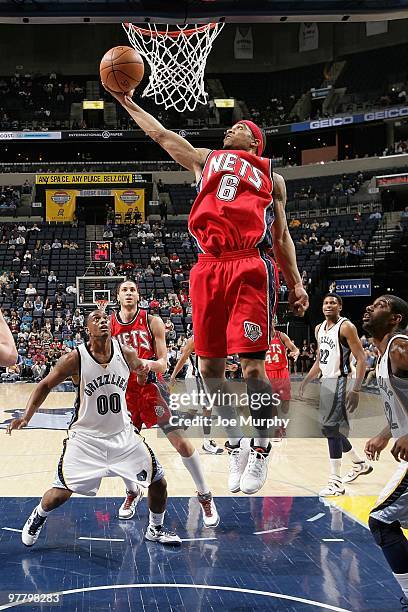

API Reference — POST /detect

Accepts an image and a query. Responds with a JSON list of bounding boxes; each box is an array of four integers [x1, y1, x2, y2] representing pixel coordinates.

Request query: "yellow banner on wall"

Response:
[[113, 188, 145, 222], [36, 173, 134, 185], [46, 189, 77, 222]]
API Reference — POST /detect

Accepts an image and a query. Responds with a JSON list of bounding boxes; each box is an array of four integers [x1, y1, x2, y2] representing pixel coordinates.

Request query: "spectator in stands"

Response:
[[42, 242, 51, 252], [25, 283, 36, 297], [321, 241, 333, 254], [170, 301, 183, 316], [289, 218, 301, 228], [299, 341, 314, 375], [16, 233, 25, 246], [52, 237, 62, 249], [151, 252, 161, 265], [23, 250, 31, 262], [12, 253, 20, 265], [62, 239, 70, 249], [170, 252, 180, 267], [33, 296, 43, 313], [149, 296, 160, 314], [31, 361, 47, 382], [402, 206, 408, 219], [103, 226, 113, 238], [65, 282, 77, 295], [159, 200, 168, 221], [334, 234, 344, 249], [30, 223, 41, 233], [69, 241, 78, 250], [20, 265, 30, 276], [1, 363, 20, 382], [48, 270, 57, 283], [40, 266, 49, 278], [139, 296, 149, 309], [369, 209, 382, 220], [362, 347, 378, 388]]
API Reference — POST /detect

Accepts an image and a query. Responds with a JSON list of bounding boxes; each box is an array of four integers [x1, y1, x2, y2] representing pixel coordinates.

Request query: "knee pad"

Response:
[[368, 516, 403, 548]]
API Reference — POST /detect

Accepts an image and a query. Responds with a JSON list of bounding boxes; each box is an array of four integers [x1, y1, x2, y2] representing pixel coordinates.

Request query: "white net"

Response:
[[122, 22, 224, 113]]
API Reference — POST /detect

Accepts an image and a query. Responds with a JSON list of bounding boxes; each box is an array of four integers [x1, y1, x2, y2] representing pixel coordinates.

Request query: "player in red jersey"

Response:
[[111, 279, 219, 529], [106, 87, 309, 495], [265, 330, 299, 413]]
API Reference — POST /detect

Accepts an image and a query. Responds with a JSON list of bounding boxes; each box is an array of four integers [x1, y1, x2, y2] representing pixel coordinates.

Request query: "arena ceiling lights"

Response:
[[0, 0, 407, 23]]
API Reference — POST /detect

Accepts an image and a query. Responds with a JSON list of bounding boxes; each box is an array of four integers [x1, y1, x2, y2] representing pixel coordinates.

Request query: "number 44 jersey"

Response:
[[69, 338, 131, 438], [189, 149, 274, 256], [317, 317, 351, 379]]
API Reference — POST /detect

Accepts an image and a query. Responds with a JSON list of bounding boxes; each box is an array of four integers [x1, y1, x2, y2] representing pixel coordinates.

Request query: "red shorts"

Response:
[[266, 368, 291, 401], [126, 380, 180, 433], [190, 248, 277, 357]]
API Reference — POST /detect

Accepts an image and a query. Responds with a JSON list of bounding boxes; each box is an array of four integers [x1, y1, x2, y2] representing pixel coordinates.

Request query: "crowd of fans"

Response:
[[382, 139, 408, 157]]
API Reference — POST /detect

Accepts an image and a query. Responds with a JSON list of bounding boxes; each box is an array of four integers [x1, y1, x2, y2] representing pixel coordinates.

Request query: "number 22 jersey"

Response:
[[188, 149, 274, 256]]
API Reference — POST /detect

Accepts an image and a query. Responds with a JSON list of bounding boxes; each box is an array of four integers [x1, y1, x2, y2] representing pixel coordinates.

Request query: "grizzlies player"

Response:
[[300, 293, 372, 496], [7, 310, 180, 547], [363, 295, 408, 610], [170, 335, 224, 455]]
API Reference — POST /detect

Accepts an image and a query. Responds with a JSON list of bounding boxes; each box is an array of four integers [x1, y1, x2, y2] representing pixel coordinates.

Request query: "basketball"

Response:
[[99, 46, 144, 93]]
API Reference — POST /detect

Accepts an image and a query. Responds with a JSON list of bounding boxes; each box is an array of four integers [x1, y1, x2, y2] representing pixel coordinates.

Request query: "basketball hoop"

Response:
[[95, 299, 109, 313], [122, 22, 224, 113]]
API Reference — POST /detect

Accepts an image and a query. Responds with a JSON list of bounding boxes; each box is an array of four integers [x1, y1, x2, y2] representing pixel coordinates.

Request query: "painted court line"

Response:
[[0, 583, 352, 611], [2, 527, 22, 533], [180, 537, 217, 542], [307, 513, 325, 522], [78, 537, 124, 542], [253, 527, 288, 535], [322, 539, 345, 542]]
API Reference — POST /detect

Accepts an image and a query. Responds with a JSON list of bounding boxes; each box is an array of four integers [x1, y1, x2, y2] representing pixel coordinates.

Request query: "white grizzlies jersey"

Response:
[[376, 333, 408, 440], [317, 317, 351, 378], [69, 339, 131, 438]]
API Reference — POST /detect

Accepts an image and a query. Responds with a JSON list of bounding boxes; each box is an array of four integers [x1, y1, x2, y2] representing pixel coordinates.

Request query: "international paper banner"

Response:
[[46, 189, 77, 222], [113, 188, 145, 222]]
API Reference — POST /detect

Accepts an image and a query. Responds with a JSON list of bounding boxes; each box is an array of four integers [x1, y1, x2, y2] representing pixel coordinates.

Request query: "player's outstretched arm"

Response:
[[341, 321, 365, 412], [148, 316, 169, 374], [170, 337, 195, 384], [280, 332, 300, 360], [6, 351, 79, 434], [271, 173, 309, 316], [0, 310, 17, 366], [103, 85, 209, 175]]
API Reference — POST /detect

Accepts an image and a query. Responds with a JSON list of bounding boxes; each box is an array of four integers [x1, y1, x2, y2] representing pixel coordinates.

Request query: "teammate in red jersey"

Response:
[[110, 279, 219, 529], [265, 330, 299, 413], [106, 87, 309, 495]]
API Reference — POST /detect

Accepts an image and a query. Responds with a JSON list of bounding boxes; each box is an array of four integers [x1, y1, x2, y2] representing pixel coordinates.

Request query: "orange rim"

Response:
[[123, 22, 218, 38]]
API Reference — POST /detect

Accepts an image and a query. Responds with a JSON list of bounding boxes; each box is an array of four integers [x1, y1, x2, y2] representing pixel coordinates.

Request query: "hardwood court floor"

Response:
[[0, 382, 397, 500]]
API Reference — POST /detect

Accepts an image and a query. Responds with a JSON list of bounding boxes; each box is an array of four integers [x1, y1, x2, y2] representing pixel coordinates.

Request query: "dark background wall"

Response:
[[0, 20, 407, 75]]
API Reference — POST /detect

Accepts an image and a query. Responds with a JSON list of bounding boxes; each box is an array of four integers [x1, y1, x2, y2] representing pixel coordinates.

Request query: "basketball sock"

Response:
[[329, 458, 342, 479], [227, 438, 241, 447], [343, 447, 363, 463], [253, 437, 269, 450], [393, 573, 408, 597], [36, 503, 50, 517], [149, 510, 165, 528], [182, 450, 210, 495]]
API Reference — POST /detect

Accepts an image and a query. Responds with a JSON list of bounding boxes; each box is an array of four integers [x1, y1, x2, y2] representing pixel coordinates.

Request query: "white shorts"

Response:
[[370, 460, 408, 527], [53, 425, 164, 496]]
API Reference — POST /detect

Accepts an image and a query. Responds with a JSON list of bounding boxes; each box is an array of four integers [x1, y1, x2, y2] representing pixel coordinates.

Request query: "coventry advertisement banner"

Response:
[[331, 279, 372, 297], [46, 189, 77, 222], [113, 188, 145, 222]]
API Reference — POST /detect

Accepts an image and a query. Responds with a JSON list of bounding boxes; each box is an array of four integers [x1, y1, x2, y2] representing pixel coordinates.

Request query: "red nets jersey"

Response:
[[110, 309, 155, 359], [265, 331, 288, 372], [110, 309, 158, 388], [188, 149, 274, 255]]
